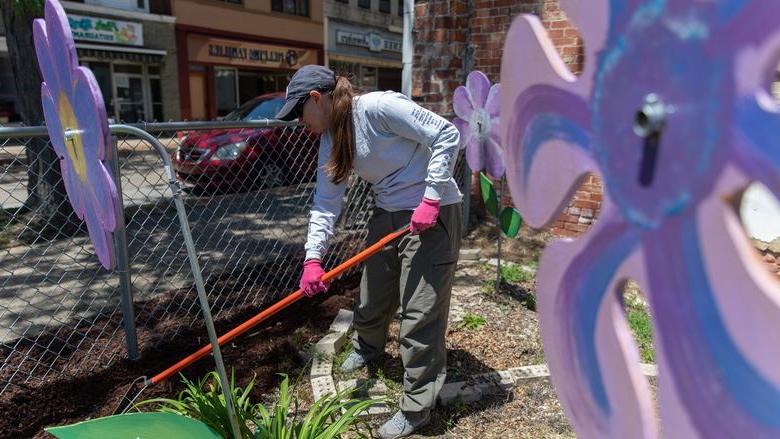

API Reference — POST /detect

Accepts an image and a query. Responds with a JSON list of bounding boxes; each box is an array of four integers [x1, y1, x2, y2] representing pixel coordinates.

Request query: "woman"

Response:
[[276, 65, 462, 439]]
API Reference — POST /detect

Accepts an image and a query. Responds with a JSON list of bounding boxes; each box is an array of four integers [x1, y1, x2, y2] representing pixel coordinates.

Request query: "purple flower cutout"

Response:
[[34, 0, 118, 269], [501, 1, 780, 437], [453, 71, 503, 177]]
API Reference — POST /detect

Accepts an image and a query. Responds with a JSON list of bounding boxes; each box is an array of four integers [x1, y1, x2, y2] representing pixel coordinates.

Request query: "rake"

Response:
[[114, 224, 410, 416]]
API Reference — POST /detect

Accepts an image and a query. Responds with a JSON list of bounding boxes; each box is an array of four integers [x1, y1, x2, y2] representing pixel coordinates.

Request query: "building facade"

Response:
[[173, 0, 324, 120], [324, 0, 404, 92], [1, 0, 180, 123]]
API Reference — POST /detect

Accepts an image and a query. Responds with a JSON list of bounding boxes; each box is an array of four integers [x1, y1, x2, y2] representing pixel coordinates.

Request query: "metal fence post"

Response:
[[107, 135, 139, 361], [109, 124, 242, 439]]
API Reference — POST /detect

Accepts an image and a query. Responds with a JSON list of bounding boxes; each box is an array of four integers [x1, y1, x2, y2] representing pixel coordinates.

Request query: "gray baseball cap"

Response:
[[276, 65, 337, 121]]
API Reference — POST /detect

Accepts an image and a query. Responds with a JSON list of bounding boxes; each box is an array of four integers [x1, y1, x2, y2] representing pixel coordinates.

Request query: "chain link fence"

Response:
[[0, 120, 468, 397]]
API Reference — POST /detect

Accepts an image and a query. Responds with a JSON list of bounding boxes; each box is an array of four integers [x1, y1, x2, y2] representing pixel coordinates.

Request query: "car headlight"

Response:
[[212, 142, 247, 161]]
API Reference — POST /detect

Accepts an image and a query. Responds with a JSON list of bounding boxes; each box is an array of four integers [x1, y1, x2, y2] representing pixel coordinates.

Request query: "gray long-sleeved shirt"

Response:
[[304, 91, 462, 261]]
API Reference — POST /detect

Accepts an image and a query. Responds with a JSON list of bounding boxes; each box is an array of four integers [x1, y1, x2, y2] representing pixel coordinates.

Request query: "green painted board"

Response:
[[46, 412, 223, 439], [500, 207, 523, 238]]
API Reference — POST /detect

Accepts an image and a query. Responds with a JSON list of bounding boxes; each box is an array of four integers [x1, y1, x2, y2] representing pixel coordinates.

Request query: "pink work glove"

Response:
[[410, 197, 440, 235], [300, 259, 329, 297]]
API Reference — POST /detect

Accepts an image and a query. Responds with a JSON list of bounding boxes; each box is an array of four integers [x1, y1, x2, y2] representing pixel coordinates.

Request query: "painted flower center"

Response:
[[57, 92, 88, 182], [469, 108, 491, 141]]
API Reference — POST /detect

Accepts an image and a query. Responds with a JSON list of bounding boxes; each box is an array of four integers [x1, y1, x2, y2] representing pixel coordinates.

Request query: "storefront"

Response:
[[177, 27, 322, 120], [65, 9, 180, 123], [327, 20, 402, 92]]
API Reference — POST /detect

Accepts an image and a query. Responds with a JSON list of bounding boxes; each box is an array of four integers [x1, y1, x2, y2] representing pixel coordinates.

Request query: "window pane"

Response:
[[298, 0, 308, 16], [361, 65, 377, 90], [149, 77, 162, 103], [283, 0, 295, 13], [153, 103, 163, 122], [272, 0, 282, 12], [380, 0, 390, 13], [378, 67, 401, 92], [358, 0, 370, 9], [89, 62, 114, 116], [331, 60, 359, 84], [398, 0, 403, 16]]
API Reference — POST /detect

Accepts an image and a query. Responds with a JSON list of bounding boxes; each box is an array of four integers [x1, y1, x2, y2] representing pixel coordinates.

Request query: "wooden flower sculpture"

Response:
[[501, 1, 780, 437], [453, 70, 504, 178], [34, 0, 119, 269]]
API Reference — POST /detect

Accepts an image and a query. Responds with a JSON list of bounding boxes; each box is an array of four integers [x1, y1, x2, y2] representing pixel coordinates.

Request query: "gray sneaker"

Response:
[[339, 350, 369, 373], [378, 410, 430, 439]]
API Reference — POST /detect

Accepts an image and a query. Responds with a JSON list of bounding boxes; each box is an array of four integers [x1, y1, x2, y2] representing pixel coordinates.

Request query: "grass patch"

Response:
[[332, 333, 355, 380], [627, 306, 654, 363], [520, 291, 536, 312], [459, 312, 487, 330], [500, 262, 531, 284], [481, 279, 496, 295]]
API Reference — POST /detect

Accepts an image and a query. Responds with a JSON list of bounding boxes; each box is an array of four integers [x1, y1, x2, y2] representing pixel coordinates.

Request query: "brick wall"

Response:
[[413, 0, 596, 235]]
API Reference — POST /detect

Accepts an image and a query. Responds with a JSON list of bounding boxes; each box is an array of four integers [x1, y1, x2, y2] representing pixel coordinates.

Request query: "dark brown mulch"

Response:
[[0, 270, 360, 439]]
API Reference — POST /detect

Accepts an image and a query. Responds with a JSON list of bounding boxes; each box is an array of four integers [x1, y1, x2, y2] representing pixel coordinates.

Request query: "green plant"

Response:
[[135, 370, 259, 438], [480, 279, 496, 295], [627, 307, 655, 363], [255, 374, 380, 439], [333, 335, 354, 376], [459, 312, 487, 330], [520, 291, 537, 311], [499, 262, 531, 284], [138, 371, 382, 439]]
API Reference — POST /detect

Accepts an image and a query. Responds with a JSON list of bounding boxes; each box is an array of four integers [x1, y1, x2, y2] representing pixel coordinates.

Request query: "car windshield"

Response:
[[223, 97, 285, 121]]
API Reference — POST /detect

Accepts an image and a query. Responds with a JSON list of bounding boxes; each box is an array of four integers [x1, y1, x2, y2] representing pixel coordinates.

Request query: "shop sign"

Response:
[[68, 14, 143, 46], [188, 35, 317, 69], [336, 30, 401, 53]]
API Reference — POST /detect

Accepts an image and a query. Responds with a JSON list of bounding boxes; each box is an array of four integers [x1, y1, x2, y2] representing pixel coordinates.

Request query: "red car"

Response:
[[173, 93, 318, 192]]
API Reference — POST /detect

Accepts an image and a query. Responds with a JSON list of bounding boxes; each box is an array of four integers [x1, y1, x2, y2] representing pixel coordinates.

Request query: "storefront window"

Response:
[[149, 76, 163, 122], [330, 60, 359, 85], [272, 0, 309, 16], [378, 67, 402, 92], [90, 62, 114, 118], [0, 56, 19, 123], [116, 75, 145, 123], [238, 70, 289, 103], [215, 67, 238, 117], [360, 65, 377, 91]]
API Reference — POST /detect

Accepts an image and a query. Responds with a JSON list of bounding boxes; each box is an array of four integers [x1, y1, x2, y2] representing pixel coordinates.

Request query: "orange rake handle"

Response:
[[150, 225, 410, 385]]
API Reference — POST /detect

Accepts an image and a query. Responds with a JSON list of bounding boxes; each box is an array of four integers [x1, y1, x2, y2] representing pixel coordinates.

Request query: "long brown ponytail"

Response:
[[324, 76, 355, 184]]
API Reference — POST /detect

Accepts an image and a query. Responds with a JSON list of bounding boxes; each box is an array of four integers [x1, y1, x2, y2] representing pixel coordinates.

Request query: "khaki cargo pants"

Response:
[[351, 203, 462, 415]]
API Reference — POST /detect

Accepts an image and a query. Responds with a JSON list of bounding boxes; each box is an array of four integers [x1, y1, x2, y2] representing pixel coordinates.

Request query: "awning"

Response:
[[328, 53, 401, 69], [76, 43, 166, 63]]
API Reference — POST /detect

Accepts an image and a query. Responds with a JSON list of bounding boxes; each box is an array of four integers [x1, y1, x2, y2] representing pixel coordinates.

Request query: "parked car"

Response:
[[172, 93, 318, 192]]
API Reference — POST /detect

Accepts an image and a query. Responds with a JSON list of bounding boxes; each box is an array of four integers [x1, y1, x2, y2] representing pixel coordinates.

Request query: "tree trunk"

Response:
[[1, 0, 74, 233]]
